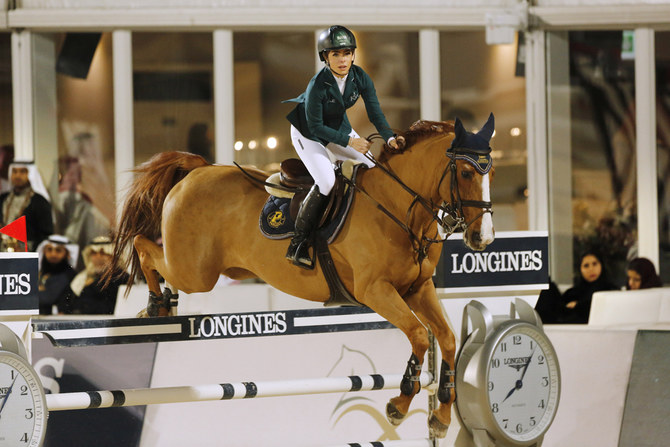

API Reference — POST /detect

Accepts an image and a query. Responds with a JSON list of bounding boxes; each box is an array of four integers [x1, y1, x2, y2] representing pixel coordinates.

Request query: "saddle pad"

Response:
[[259, 182, 355, 242], [260, 195, 295, 239]]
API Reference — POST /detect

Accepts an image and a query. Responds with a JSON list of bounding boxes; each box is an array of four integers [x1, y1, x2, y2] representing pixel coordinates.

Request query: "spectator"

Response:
[[626, 257, 663, 290], [535, 250, 617, 324], [36, 235, 78, 315], [68, 236, 129, 315], [49, 155, 110, 270], [187, 123, 214, 164], [0, 144, 15, 193], [0, 162, 53, 251]]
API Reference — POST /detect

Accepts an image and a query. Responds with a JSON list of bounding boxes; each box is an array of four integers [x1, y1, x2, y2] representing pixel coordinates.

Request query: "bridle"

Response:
[[353, 144, 493, 265], [437, 149, 493, 234]]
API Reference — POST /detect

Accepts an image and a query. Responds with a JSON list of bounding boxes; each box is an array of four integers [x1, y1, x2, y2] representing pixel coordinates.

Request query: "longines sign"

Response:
[[0, 253, 38, 314], [435, 231, 549, 291]]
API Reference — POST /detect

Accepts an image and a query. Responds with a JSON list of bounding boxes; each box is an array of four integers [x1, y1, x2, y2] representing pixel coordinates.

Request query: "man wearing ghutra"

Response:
[[0, 161, 53, 251]]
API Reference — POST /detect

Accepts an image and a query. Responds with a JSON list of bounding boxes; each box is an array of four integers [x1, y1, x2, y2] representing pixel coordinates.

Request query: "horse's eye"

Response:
[[461, 170, 473, 180]]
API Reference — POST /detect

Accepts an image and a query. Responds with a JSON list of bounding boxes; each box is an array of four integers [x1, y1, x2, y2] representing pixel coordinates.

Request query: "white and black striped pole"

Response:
[[46, 372, 433, 411], [322, 440, 432, 447]]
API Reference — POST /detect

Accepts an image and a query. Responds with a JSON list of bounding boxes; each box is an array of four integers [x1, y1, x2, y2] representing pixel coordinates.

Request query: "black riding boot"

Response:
[[286, 184, 328, 269]]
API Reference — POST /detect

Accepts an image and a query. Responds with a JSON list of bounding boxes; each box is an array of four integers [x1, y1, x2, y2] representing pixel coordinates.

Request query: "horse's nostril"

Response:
[[472, 232, 482, 243]]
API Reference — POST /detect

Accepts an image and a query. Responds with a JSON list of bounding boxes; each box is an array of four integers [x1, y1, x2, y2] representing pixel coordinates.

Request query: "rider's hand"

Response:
[[349, 137, 371, 154], [388, 135, 406, 150]]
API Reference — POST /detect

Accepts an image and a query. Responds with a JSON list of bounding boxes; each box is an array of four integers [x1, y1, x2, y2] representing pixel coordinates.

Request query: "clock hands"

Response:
[[0, 373, 18, 419], [502, 347, 536, 403]]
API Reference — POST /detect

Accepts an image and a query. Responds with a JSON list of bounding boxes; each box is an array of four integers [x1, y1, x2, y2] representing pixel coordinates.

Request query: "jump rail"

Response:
[[46, 372, 433, 411], [322, 440, 432, 447]]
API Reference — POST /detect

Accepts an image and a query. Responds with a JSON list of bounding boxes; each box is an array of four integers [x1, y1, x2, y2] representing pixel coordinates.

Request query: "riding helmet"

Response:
[[317, 25, 357, 61]]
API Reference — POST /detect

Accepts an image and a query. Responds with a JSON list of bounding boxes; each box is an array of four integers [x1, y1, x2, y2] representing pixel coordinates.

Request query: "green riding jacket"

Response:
[[285, 65, 394, 147]]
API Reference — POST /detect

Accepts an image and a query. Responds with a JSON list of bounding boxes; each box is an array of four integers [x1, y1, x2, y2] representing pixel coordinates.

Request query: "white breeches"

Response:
[[289, 125, 374, 195]]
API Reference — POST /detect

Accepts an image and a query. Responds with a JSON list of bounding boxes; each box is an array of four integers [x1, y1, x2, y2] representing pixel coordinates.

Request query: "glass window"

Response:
[[440, 31, 527, 231], [132, 32, 214, 165], [232, 30, 419, 172], [52, 32, 115, 268], [549, 31, 637, 285], [656, 31, 670, 281], [0, 33, 13, 194]]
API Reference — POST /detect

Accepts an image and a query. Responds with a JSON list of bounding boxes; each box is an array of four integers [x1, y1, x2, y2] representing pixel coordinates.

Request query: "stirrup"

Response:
[[287, 241, 315, 269]]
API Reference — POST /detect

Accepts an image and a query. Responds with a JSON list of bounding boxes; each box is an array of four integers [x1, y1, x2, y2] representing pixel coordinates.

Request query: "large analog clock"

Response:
[[486, 322, 560, 444], [455, 299, 561, 447], [0, 324, 48, 447]]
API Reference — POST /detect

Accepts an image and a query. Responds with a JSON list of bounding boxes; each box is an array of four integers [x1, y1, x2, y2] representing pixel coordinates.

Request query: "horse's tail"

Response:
[[105, 151, 209, 291]]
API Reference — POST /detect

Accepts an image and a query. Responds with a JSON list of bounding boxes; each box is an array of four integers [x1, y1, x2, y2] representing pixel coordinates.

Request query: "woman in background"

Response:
[[626, 257, 663, 290], [536, 250, 617, 324]]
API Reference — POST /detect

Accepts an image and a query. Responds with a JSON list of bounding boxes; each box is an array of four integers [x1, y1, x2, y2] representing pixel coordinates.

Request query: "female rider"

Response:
[[284, 25, 404, 269]]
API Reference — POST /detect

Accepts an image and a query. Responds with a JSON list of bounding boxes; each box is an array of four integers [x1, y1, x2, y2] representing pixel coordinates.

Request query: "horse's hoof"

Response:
[[386, 401, 406, 426], [136, 308, 150, 318], [428, 412, 449, 438]]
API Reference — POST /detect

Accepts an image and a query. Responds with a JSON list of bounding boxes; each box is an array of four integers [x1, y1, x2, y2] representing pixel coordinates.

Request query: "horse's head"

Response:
[[440, 113, 495, 251]]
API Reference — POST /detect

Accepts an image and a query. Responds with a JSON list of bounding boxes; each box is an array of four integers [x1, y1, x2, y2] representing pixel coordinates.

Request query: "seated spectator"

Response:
[[68, 236, 129, 315], [0, 161, 53, 251], [626, 257, 663, 290], [535, 250, 617, 324], [37, 235, 78, 315]]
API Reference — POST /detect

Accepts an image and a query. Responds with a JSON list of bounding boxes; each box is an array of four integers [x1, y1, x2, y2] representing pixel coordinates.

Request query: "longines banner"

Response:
[[0, 252, 38, 314], [435, 231, 549, 292]]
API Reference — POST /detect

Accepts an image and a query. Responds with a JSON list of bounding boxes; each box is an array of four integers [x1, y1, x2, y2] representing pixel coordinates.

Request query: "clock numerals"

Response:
[[513, 335, 521, 345], [538, 399, 545, 409], [20, 384, 28, 396], [530, 416, 536, 427], [10, 369, 16, 380], [491, 403, 499, 413], [25, 408, 34, 419], [488, 381, 494, 391], [541, 376, 549, 387], [20, 432, 29, 443], [538, 354, 545, 365], [491, 358, 500, 368]]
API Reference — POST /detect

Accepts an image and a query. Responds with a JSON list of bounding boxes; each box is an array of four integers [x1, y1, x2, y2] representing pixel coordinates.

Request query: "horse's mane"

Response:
[[378, 120, 454, 163]]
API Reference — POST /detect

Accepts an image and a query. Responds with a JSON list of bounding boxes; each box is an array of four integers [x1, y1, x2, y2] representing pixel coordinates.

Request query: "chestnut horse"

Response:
[[109, 115, 495, 438]]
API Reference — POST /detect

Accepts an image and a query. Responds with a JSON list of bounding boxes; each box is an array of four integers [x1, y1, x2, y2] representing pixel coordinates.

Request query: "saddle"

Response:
[[259, 158, 366, 307]]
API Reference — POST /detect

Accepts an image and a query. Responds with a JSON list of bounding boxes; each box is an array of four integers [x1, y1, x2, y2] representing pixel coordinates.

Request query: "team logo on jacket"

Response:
[[349, 91, 359, 103], [267, 211, 286, 228]]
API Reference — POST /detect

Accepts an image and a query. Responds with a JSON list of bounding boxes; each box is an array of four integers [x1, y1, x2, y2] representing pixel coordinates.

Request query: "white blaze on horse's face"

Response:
[[479, 172, 494, 245]]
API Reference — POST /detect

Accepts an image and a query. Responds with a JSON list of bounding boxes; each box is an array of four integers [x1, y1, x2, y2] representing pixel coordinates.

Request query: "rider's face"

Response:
[[326, 49, 354, 78]]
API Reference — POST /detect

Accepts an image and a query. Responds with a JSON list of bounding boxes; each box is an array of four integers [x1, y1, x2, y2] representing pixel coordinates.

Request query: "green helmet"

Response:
[[317, 25, 357, 61]]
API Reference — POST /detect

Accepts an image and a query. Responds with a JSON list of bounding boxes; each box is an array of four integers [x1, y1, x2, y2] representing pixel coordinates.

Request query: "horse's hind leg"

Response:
[[134, 235, 174, 317], [406, 283, 456, 438]]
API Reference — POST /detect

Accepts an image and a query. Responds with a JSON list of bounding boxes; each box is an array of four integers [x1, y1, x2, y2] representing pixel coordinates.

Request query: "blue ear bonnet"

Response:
[[447, 113, 494, 175]]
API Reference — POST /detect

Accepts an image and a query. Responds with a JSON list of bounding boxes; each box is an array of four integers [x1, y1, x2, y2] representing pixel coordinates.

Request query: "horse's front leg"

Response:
[[357, 280, 430, 426], [406, 281, 456, 439]]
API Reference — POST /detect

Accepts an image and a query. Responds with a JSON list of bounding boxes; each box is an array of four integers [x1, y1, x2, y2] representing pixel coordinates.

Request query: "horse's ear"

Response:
[[477, 113, 495, 143], [453, 117, 466, 145]]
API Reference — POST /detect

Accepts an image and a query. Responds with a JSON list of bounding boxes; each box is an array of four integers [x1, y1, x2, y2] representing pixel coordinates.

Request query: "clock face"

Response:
[[0, 352, 48, 447], [486, 324, 560, 443]]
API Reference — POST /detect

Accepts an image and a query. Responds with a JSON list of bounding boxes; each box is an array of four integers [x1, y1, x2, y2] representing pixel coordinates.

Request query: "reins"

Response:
[[348, 134, 492, 266]]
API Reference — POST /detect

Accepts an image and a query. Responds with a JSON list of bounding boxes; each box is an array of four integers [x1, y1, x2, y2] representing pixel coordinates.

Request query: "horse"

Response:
[[108, 114, 496, 438]]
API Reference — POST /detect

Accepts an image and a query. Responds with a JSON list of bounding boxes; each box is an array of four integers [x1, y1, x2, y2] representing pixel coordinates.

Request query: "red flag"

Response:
[[0, 216, 28, 252]]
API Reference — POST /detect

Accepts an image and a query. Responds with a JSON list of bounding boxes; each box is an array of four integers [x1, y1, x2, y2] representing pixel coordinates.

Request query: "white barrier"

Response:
[[322, 440, 432, 447], [47, 368, 433, 412]]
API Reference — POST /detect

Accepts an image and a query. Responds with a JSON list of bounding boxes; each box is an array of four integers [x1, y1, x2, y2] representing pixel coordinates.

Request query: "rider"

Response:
[[284, 25, 405, 269]]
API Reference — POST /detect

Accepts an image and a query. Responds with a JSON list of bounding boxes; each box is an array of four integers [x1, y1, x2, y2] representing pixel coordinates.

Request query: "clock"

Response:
[[455, 299, 560, 447], [0, 323, 48, 447]]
